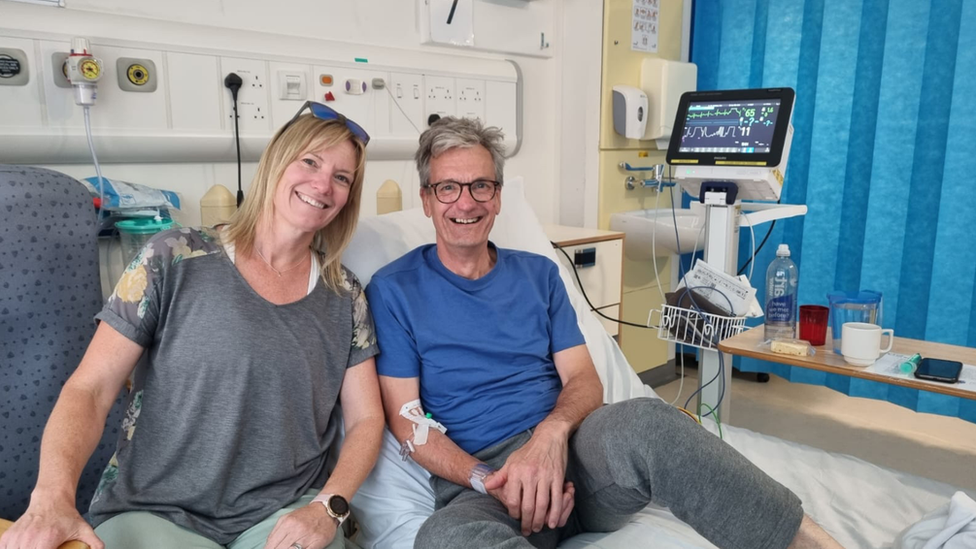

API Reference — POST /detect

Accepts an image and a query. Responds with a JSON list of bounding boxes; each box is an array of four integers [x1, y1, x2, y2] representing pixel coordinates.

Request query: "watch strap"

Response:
[[312, 493, 349, 525]]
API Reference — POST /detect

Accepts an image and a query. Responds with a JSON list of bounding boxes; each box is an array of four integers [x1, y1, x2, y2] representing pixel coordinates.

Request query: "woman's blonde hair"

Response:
[[223, 114, 367, 293]]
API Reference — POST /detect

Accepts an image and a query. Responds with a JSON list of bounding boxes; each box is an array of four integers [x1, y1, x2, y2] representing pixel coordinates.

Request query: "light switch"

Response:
[[396, 85, 403, 98], [277, 71, 307, 100], [413, 86, 420, 99]]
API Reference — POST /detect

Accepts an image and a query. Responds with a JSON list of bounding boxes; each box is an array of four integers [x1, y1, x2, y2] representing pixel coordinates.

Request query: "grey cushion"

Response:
[[0, 166, 123, 520]]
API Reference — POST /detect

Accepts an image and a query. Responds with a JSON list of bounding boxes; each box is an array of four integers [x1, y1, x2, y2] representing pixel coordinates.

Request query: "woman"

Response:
[[0, 103, 383, 549]]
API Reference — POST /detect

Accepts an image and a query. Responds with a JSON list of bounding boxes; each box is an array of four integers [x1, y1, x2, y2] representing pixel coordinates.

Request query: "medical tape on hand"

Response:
[[398, 399, 446, 447]]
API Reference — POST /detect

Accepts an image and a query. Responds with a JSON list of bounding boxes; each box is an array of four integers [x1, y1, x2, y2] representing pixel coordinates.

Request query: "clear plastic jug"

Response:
[[827, 290, 883, 355]]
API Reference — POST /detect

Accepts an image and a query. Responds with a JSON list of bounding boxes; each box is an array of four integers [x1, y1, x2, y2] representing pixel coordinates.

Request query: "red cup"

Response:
[[799, 305, 830, 346]]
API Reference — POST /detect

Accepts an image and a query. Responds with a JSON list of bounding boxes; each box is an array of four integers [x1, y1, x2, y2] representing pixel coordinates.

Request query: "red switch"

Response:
[[324, 91, 336, 102]]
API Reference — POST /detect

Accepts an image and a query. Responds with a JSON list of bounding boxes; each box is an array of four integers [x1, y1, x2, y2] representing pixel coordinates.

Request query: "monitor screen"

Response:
[[666, 88, 794, 167]]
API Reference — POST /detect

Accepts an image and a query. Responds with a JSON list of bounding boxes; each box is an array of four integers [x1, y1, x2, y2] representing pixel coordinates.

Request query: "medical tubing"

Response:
[[83, 106, 106, 215], [551, 243, 656, 330], [651, 186, 666, 303]]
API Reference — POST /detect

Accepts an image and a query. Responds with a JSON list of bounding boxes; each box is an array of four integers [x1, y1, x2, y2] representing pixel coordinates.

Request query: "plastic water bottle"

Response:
[[764, 244, 798, 340]]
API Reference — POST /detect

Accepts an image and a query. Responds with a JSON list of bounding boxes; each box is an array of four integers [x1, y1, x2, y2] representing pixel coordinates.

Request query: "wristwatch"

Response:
[[312, 493, 350, 525], [469, 463, 495, 495]]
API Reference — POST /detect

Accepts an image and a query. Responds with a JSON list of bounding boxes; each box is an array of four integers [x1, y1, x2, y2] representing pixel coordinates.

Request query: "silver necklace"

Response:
[[254, 248, 309, 277]]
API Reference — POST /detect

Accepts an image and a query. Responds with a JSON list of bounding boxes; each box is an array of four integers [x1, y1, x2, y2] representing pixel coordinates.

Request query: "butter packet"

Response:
[[766, 338, 815, 357]]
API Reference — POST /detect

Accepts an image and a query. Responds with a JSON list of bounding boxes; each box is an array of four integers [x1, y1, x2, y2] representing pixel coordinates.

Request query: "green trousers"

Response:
[[95, 490, 359, 549]]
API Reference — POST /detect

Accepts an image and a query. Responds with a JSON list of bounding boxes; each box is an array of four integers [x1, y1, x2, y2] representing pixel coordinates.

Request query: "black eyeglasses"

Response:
[[424, 179, 501, 204], [277, 101, 370, 145]]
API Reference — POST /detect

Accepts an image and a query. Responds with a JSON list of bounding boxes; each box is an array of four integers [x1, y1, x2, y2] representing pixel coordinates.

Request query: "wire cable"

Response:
[[739, 208, 758, 282], [385, 85, 423, 135], [698, 402, 724, 439], [232, 97, 243, 207], [551, 242, 657, 329]]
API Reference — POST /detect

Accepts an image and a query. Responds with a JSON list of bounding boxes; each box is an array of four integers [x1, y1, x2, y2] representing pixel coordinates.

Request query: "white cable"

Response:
[[650, 187, 665, 303], [668, 344, 686, 406], [83, 106, 106, 216]]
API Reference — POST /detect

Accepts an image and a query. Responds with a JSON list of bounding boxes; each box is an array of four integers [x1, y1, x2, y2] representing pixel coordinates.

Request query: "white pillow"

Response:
[[341, 177, 656, 549]]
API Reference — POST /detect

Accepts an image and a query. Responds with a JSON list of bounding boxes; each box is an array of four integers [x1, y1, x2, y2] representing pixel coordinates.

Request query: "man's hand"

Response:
[[483, 426, 572, 535], [0, 496, 104, 549], [262, 504, 337, 549]]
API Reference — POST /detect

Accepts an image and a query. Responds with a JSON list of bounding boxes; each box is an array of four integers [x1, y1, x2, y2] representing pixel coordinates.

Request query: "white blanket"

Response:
[[895, 492, 976, 549]]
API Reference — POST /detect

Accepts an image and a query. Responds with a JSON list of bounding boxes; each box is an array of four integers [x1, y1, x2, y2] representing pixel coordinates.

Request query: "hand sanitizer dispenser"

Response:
[[612, 85, 648, 140]]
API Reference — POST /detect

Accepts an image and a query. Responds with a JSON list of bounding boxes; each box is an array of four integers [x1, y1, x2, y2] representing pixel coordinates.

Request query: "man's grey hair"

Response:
[[415, 117, 507, 188]]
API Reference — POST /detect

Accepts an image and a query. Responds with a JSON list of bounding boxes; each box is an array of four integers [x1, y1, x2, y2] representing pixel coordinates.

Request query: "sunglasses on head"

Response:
[[277, 101, 370, 145]]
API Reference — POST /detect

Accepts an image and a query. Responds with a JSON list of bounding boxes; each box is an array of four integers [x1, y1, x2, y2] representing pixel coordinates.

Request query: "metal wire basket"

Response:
[[654, 304, 747, 351]]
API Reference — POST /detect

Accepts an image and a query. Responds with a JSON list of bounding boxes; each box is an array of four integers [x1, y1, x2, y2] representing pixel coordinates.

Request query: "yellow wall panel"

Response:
[[599, 0, 686, 374]]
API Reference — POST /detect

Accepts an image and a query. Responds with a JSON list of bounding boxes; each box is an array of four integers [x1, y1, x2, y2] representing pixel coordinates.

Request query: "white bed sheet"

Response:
[[341, 178, 969, 549]]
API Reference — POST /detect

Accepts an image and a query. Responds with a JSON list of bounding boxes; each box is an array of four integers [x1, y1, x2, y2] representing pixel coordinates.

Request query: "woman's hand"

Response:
[[0, 496, 104, 549], [262, 504, 337, 549]]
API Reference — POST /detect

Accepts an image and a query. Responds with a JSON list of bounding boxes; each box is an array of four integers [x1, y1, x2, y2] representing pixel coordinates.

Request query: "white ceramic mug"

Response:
[[841, 322, 894, 366]]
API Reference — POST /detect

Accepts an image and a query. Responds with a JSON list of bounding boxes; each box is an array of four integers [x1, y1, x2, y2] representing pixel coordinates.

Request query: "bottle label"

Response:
[[767, 294, 794, 323]]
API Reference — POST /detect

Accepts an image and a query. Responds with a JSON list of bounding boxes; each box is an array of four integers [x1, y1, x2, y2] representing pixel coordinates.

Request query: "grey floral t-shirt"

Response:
[[89, 227, 378, 544]]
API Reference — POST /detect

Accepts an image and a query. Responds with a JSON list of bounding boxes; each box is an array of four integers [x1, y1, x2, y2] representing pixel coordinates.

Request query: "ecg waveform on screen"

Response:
[[679, 103, 778, 153]]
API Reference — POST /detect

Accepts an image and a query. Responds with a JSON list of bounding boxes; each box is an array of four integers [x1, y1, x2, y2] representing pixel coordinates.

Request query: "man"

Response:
[[365, 117, 842, 549]]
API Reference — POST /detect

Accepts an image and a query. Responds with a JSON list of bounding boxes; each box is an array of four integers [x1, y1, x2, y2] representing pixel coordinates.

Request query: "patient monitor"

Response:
[[663, 88, 801, 422], [666, 87, 795, 202]]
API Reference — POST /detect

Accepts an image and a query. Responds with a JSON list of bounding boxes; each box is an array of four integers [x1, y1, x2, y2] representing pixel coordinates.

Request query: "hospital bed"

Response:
[[1, 169, 967, 548], [341, 177, 972, 549]]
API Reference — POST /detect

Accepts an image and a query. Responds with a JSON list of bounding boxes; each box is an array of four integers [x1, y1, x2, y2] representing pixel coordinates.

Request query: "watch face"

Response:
[[329, 495, 349, 516]]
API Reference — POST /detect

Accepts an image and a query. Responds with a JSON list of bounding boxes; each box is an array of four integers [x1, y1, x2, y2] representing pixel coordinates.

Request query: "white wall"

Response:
[[1, 0, 584, 226], [555, 0, 604, 228]]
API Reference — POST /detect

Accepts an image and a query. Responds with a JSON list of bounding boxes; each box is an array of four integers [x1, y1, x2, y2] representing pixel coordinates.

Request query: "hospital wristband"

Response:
[[469, 463, 495, 495]]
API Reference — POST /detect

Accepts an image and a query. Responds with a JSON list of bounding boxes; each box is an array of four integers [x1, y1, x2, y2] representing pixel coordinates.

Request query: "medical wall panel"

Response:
[[219, 57, 271, 135], [167, 52, 222, 132], [38, 39, 86, 129], [388, 72, 425, 137], [456, 78, 486, 122], [0, 3, 520, 163], [424, 75, 457, 127], [485, 80, 518, 152], [84, 45, 167, 130], [0, 37, 44, 128], [268, 61, 314, 130]]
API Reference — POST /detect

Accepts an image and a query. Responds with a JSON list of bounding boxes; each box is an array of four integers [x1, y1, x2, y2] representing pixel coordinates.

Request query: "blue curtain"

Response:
[[691, 0, 976, 349]]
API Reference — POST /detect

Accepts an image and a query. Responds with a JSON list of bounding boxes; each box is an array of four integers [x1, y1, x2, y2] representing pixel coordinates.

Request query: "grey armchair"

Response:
[[0, 165, 124, 523]]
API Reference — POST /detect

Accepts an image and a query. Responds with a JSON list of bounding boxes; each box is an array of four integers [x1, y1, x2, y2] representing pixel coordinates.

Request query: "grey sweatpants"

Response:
[[415, 398, 803, 549]]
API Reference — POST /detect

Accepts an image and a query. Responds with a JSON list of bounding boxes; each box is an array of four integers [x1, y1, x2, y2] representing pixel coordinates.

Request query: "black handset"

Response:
[[914, 358, 963, 383]]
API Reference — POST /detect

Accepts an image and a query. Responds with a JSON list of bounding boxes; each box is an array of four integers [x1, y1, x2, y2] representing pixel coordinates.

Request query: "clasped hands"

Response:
[[482, 427, 575, 537]]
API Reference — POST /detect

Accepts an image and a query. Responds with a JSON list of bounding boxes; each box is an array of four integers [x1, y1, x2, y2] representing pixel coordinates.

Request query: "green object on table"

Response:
[[899, 353, 922, 375]]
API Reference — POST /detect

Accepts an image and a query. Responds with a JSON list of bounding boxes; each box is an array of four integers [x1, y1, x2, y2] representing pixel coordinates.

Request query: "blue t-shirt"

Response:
[[366, 243, 586, 454]]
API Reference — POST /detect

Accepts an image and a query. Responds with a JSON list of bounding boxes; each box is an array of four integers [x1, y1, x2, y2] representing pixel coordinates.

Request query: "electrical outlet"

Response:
[[425, 75, 456, 126], [456, 78, 485, 121], [117, 57, 157, 92], [220, 57, 270, 133]]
